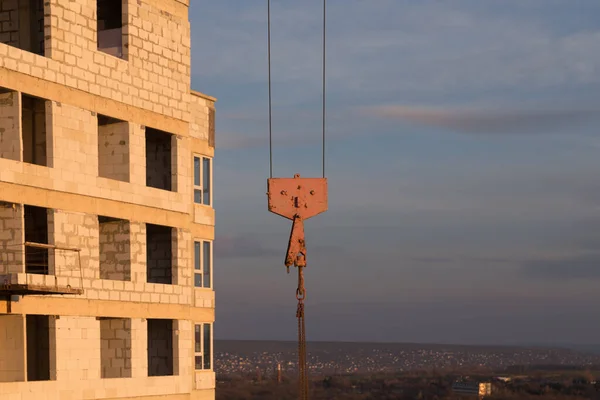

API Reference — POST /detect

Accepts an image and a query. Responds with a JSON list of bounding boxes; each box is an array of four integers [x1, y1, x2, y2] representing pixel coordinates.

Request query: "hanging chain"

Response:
[[296, 265, 308, 400], [266, 0, 328, 398]]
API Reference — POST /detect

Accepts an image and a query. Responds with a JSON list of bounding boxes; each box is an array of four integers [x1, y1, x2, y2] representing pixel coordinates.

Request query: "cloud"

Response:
[[520, 253, 600, 280], [193, 1, 600, 104], [215, 234, 280, 258], [364, 105, 600, 135], [217, 132, 266, 150]]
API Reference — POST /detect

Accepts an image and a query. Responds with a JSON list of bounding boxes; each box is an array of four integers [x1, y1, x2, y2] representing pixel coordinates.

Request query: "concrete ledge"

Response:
[[0, 296, 214, 321], [190, 90, 216, 103], [0, 375, 209, 400]]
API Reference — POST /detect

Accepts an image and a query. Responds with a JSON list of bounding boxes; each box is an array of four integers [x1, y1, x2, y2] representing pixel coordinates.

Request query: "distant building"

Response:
[[452, 381, 492, 397]]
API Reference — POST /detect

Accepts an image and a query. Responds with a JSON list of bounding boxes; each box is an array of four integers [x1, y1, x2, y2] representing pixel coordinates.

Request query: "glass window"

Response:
[[193, 156, 212, 206], [203, 157, 211, 206], [194, 240, 212, 289], [194, 323, 212, 371], [194, 157, 201, 186], [203, 324, 212, 370], [203, 241, 211, 289], [194, 241, 202, 288], [195, 325, 201, 352], [194, 242, 201, 270]]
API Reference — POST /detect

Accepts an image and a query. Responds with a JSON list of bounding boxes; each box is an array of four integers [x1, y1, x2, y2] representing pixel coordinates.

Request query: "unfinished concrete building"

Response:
[[0, 0, 216, 399]]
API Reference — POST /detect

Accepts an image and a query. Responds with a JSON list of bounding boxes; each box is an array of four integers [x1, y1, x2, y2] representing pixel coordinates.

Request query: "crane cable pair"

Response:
[[265, 1, 328, 400]]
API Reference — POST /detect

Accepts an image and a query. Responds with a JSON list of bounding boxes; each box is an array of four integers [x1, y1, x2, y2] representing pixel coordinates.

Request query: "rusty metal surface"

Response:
[[267, 173, 328, 400], [267, 174, 328, 220], [0, 284, 83, 296], [285, 216, 306, 269]]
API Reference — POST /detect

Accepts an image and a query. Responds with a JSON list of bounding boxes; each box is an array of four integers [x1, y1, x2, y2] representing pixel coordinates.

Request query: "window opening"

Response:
[[194, 240, 212, 289], [21, 94, 47, 166], [24, 205, 49, 275], [99, 216, 131, 281], [98, 115, 130, 182], [147, 319, 174, 376], [146, 224, 173, 284], [26, 315, 52, 381], [193, 156, 212, 206], [194, 323, 212, 370], [0, 0, 45, 56], [97, 0, 126, 59], [100, 317, 132, 378], [146, 128, 174, 191]]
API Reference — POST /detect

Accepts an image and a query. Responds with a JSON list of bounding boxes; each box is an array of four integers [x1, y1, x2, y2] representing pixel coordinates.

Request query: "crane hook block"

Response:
[[267, 174, 328, 271], [267, 174, 328, 220]]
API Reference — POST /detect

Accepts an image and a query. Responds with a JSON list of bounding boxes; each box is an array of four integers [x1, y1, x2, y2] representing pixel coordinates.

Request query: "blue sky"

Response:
[[190, 1, 600, 345]]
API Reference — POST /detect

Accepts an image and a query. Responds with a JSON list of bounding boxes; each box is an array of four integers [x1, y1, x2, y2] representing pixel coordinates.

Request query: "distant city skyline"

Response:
[[191, 0, 600, 344]]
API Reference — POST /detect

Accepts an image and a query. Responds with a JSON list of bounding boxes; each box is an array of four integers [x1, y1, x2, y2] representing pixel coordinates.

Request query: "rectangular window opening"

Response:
[[194, 323, 212, 370], [26, 315, 52, 381], [194, 240, 212, 289], [22, 94, 48, 166], [0, 0, 45, 56], [97, 0, 126, 59], [24, 205, 49, 275], [146, 128, 174, 192], [100, 317, 132, 379], [146, 224, 173, 284], [98, 114, 130, 182], [193, 156, 212, 206], [99, 216, 131, 281], [147, 319, 174, 377]]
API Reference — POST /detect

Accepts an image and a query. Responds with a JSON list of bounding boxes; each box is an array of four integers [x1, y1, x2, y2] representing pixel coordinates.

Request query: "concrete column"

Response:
[[129, 221, 146, 284], [174, 228, 191, 287], [0, 202, 24, 275], [129, 123, 146, 187], [131, 318, 148, 378]]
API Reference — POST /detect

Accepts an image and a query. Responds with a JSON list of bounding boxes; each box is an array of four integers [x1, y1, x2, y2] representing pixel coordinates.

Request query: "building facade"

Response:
[[0, 1, 216, 399]]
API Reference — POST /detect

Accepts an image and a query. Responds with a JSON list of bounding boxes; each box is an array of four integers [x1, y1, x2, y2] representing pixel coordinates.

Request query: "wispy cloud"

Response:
[[215, 234, 280, 259], [363, 105, 600, 135], [520, 253, 600, 280]]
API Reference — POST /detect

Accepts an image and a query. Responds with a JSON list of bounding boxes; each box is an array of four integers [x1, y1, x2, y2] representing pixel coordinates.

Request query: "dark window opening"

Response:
[[100, 317, 132, 379], [24, 205, 49, 275], [26, 315, 51, 381], [146, 224, 173, 285], [22, 94, 47, 166], [0, 0, 45, 56], [145, 128, 174, 191], [147, 319, 174, 377], [99, 216, 131, 281], [97, 0, 125, 59]]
